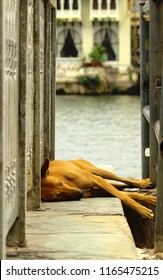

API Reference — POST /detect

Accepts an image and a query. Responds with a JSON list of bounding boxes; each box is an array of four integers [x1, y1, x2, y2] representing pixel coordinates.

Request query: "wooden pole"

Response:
[[155, 59, 163, 253], [139, 2, 150, 179], [149, 0, 163, 186]]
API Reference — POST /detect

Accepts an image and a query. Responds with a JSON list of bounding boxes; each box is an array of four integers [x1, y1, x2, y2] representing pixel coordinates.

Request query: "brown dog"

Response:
[[41, 159, 156, 219]]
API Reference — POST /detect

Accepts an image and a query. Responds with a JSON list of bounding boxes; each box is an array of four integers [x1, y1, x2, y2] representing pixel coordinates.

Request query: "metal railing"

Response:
[[0, 0, 56, 260], [139, 0, 163, 252]]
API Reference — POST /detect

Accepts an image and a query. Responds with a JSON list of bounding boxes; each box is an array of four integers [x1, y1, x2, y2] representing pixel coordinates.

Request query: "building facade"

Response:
[[56, 0, 132, 92]]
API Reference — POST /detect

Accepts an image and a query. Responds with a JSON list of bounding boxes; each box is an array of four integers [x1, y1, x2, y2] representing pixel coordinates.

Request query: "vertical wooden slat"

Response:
[[26, 0, 34, 194], [16, 0, 28, 246], [154, 0, 163, 253], [149, 0, 163, 185], [30, 0, 42, 209], [44, 0, 51, 160], [50, 3, 56, 160], [155, 60, 163, 252], [140, 4, 149, 179], [44, 1, 56, 161], [39, 0, 45, 166]]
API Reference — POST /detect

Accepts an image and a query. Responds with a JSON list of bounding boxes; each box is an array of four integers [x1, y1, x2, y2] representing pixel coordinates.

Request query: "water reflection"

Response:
[[55, 95, 141, 179]]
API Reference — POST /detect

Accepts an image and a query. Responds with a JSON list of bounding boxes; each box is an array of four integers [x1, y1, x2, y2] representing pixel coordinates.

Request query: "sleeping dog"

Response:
[[41, 159, 156, 219]]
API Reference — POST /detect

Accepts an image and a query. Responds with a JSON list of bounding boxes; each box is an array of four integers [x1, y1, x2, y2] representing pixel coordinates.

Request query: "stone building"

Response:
[[56, 0, 134, 93]]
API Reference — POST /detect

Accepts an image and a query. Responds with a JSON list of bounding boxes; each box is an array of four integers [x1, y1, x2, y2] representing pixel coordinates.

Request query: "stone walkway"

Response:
[[7, 198, 138, 260]]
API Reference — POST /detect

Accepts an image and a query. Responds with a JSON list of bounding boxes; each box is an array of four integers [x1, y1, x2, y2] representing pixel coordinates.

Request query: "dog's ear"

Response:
[[41, 159, 49, 178]]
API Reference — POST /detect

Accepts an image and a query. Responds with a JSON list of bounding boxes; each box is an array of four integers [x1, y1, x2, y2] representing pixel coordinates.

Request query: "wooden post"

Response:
[[43, 0, 56, 161], [50, 2, 56, 160], [139, 3, 149, 179], [44, 0, 52, 160], [149, 0, 163, 186], [30, 0, 42, 209], [155, 60, 163, 252]]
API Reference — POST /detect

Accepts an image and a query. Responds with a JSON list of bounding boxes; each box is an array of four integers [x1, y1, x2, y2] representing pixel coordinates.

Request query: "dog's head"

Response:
[[41, 159, 83, 202]]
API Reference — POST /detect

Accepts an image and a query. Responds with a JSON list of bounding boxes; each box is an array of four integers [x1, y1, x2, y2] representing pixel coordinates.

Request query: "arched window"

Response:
[[93, 0, 98, 9], [64, 0, 69, 10], [57, 28, 82, 58], [101, 30, 116, 60], [73, 0, 78, 10], [61, 30, 78, 57], [94, 26, 118, 61], [101, 0, 107, 10], [57, 0, 61, 9], [110, 0, 116, 10]]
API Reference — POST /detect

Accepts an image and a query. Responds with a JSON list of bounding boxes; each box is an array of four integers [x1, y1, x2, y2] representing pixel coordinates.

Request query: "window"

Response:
[[57, 0, 61, 9], [64, 0, 69, 10], [73, 0, 78, 10], [94, 25, 119, 61], [101, 30, 116, 60], [93, 0, 98, 10], [57, 27, 82, 58], [101, 0, 107, 10], [110, 0, 116, 10]]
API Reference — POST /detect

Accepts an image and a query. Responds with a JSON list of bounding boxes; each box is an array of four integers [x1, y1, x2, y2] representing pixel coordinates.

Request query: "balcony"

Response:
[[90, 0, 119, 21], [57, 0, 81, 21]]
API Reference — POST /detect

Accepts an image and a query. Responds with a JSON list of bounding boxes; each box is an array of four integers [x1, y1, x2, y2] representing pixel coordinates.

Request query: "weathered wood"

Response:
[[44, 0, 52, 160], [155, 61, 163, 253], [26, 0, 34, 194], [140, 3, 150, 179], [149, 0, 163, 185], [50, 5, 56, 160], [140, 0, 163, 252], [29, 0, 42, 210]]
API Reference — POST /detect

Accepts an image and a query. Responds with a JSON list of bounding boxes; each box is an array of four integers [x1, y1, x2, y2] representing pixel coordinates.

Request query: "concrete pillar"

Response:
[[0, 0, 5, 260], [119, 0, 131, 66], [82, 0, 93, 59]]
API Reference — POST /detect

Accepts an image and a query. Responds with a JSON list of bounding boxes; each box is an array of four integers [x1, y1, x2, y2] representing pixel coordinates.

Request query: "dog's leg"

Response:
[[121, 191, 156, 206], [71, 159, 152, 189], [93, 169, 152, 189], [88, 174, 154, 219]]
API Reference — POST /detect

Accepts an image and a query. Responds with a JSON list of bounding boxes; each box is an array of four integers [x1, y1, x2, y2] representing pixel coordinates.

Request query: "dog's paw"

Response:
[[138, 178, 154, 189], [139, 206, 154, 219], [144, 195, 156, 206]]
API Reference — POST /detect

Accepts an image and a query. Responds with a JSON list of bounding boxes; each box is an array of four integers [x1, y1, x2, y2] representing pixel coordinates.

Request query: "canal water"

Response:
[[55, 94, 142, 179]]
